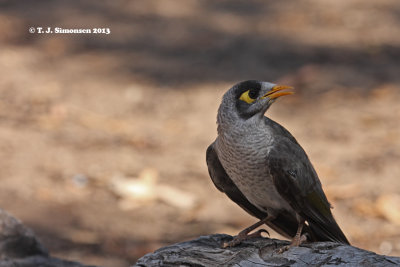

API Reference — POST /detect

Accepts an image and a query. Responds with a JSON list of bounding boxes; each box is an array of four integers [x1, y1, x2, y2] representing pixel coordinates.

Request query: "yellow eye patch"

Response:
[[239, 90, 256, 104]]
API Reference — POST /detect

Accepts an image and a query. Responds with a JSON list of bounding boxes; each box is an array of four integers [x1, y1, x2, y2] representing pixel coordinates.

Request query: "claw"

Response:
[[222, 228, 269, 248], [246, 229, 269, 239], [222, 216, 272, 248], [277, 245, 290, 254], [255, 229, 270, 237], [277, 234, 307, 253]]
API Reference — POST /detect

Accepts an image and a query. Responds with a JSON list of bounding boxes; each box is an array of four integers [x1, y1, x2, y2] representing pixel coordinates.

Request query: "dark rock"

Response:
[[135, 234, 400, 267]]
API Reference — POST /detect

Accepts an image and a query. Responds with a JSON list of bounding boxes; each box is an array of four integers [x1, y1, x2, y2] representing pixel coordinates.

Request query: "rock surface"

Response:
[[135, 234, 400, 267], [0, 209, 96, 267]]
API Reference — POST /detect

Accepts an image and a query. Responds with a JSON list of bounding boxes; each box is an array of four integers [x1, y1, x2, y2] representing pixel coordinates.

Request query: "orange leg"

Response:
[[278, 219, 307, 253], [222, 216, 271, 248]]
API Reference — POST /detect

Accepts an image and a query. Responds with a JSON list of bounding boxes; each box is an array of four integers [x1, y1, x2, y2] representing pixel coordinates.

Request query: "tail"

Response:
[[307, 216, 350, 245]]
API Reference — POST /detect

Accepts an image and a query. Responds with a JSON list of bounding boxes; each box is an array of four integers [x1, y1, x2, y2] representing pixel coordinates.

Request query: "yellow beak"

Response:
[[262, 85, 294, 100]]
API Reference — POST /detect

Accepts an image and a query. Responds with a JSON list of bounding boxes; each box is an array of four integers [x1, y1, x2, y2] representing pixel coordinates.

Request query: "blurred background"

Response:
[[1, 0, 400, 266]]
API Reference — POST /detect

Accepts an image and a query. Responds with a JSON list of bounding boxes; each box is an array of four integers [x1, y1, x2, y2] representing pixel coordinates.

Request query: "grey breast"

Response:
[[215, 120, 293, 215]]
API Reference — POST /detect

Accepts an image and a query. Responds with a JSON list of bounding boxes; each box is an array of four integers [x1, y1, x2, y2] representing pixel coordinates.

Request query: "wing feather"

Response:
[[267, 136, 350, 244]]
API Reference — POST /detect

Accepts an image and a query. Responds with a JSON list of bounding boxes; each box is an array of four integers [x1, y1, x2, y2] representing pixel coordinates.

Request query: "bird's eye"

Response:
[[239, 90, 256, 104]]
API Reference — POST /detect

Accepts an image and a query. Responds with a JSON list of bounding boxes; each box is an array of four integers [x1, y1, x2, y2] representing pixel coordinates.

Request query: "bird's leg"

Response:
[[291, 218, 306, 246], [222, 216, 271, 248], [278, 218, 307, 253]]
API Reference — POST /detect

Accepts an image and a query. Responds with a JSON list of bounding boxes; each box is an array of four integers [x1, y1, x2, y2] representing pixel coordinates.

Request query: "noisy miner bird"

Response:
[[206, 80, 349, 249]]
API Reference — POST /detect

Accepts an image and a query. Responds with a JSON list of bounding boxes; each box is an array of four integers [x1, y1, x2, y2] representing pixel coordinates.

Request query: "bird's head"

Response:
[[219, 80, 294, 122]]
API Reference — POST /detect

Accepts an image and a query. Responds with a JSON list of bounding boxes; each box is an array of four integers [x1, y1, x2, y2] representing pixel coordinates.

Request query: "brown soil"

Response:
[[1, 1, 400, 266]]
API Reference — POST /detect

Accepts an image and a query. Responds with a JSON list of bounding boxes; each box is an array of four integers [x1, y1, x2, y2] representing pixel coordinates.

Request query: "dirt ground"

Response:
[[1, 1, 400, 266]]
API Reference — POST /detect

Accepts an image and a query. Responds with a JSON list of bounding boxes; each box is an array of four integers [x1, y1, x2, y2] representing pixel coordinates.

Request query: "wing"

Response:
[[206, 142, 299, 239], [267, 135, 350, 244]]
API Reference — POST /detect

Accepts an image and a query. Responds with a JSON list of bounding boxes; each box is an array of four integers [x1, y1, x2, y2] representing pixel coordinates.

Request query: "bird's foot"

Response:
[[277, 234, 307, 253], [222, 229, 269, 248]]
